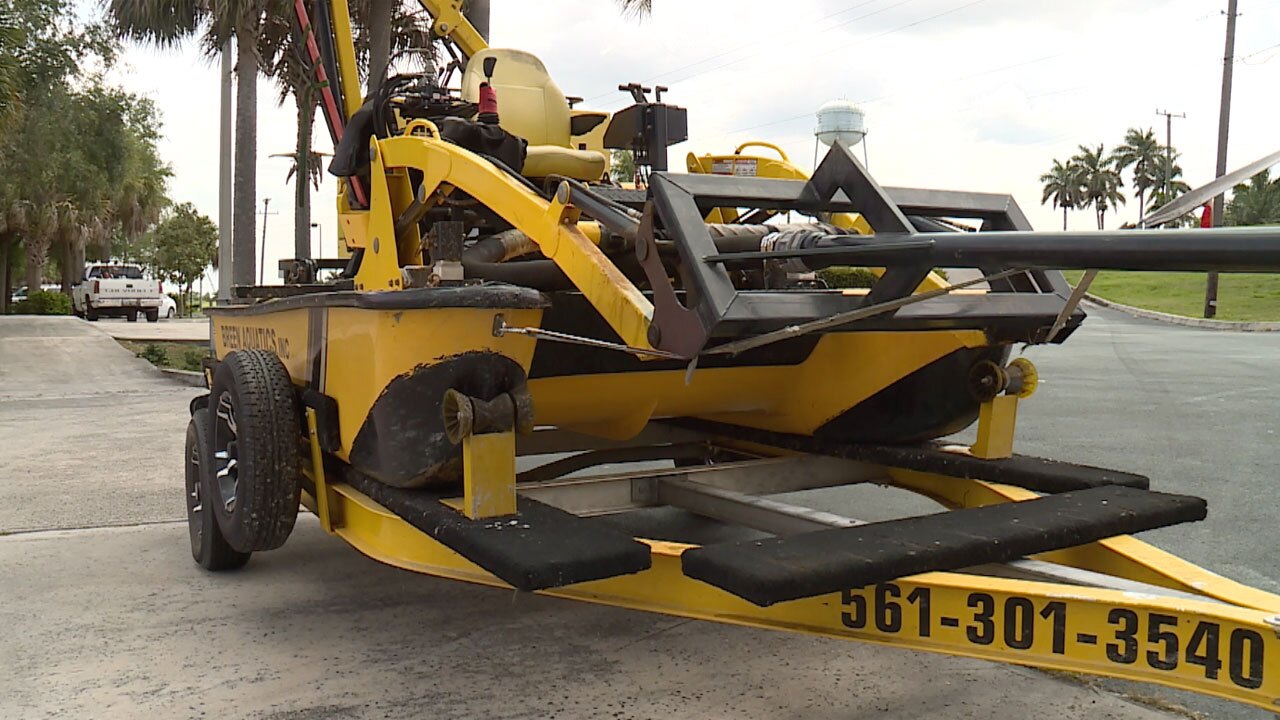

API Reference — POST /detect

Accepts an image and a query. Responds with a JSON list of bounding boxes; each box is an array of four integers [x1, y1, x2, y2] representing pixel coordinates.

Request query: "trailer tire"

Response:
[[126, 311, 138, 322], [209, 349, 302, 553], [146, 308, 159, 323], [85, 308, 98, 321], [186, 408, 251, 570]]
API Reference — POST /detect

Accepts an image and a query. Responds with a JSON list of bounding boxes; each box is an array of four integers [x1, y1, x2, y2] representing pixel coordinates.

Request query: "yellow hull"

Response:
[[209, 293, 999, 487]]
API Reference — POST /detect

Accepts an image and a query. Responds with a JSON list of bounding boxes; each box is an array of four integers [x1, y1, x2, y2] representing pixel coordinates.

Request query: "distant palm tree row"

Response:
[[1040, 127, 1189, 230]]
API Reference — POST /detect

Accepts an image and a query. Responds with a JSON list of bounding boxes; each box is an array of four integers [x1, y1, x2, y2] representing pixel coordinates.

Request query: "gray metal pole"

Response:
[[465, 0, 490, 41], [1154, 109, 1185, 216], [258, 197, 272, 285], [217, 40, 234, 305], [1205, 0, 1238, 319]]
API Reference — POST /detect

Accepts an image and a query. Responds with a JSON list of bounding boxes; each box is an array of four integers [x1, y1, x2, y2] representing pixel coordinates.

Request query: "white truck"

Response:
[[72, 264, 165, 322]]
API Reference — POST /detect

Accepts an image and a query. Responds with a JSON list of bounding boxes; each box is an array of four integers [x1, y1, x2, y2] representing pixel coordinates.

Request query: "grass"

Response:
[[1062, 271, 1280, 322], [120, 340, 209, 372]]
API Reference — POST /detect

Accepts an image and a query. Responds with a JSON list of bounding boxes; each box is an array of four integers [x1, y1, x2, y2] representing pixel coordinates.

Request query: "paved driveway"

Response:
[[3, 312, 1270, 719]]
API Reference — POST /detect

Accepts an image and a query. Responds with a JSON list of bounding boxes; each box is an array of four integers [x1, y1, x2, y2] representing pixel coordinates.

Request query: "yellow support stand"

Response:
[[461, 431, 517, 519], [305, 408, 335, 532], [971, 395, 1019, 460]]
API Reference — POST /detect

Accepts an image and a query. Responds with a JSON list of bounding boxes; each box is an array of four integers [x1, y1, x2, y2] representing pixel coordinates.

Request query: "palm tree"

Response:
[[1109, 127, 1160, 222], [1225, 170, 1280, 227], [108, 0, 265, 288], [617, 0, 652, 14], [1039, 159, 1080, 231], [0, 9, 22, 132], [259, 0, 433, 260], [1145, 153, 1192, 224], [1071, 144, 1124, 230]]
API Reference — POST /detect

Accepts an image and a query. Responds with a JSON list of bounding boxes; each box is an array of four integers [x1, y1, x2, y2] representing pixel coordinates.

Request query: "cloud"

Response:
[[101, 0, 1280, 272]]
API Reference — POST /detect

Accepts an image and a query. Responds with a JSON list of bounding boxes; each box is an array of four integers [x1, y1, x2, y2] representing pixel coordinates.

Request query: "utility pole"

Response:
[[1205, 0, 1239, 319], [1154, 109, 1185, 204], [257, 198, 278, 285], [217, 40, 234, 305]]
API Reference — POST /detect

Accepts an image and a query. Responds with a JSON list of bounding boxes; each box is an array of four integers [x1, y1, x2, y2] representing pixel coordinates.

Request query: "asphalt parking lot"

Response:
[[1, 308, 1276, 719]]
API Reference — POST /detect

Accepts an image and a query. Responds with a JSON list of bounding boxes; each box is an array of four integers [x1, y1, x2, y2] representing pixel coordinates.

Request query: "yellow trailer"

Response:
[[182, 1, 1280, 712]]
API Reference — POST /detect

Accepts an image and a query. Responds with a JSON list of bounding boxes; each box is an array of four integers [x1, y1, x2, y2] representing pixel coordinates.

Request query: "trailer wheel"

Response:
[[145, 308, 159, 323], [85, 308, 98, 321], [186, 408, 251, 570], [126, 311, 138, 322], [209, 349, 302, 553]]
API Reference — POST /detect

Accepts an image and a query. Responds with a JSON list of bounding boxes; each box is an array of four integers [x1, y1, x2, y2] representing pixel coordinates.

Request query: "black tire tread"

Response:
[[187, 409, 251, 570], [211, 349, 301, 552]]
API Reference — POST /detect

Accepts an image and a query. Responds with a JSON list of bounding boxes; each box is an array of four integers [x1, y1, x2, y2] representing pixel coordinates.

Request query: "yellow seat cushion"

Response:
[[523, 145, 607, 181]]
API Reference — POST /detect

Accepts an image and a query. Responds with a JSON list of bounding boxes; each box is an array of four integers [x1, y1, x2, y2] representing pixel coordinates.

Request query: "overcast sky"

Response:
[[106, 0, 1280, 280]]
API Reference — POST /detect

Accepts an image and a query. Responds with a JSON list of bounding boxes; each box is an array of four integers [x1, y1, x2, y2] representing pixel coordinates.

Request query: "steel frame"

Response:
[[302, 421, 1280, 713]]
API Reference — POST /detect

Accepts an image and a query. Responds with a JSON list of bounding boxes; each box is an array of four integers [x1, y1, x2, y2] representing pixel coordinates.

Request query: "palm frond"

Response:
[[617, 0, 653, 18]]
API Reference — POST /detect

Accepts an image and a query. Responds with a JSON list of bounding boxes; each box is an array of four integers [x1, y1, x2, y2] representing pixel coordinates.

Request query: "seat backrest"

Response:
[[461, 49, 572, 148]]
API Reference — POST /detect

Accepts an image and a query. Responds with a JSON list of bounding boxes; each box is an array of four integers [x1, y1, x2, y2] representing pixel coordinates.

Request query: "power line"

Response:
[[581, 0, 921, 104], [722, 49, 1064, 138], [724, 0, 993, 120], [1237, 40, 1280, 64], [582, 0, 887, 102]]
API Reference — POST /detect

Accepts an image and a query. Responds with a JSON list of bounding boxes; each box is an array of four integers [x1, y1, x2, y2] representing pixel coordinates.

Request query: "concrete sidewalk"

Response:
[[97, 316, 210, 343]]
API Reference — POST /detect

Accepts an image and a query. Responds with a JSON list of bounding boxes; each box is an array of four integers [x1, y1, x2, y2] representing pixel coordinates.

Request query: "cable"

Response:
[[580, 0, 918, 104], [1238, 40, 1280, 64], [724, 47, 1062, 138]]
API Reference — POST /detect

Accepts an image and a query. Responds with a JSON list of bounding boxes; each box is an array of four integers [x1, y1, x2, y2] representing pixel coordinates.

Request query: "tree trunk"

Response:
[[1062, 205, 1067, 231], [25, 235, 47, 295], [465, 0, 491, 41], [368, 0, 391, 96], [73, 242, 85, 284], [1136, 189, 1145, 224], [0, 232, 9, 313], [294, 92, 313, 260], [1, 234, 15, 313], [232, 27, 258, 289], [1097, 207, 1105, 230], [59, 236, 74, 295]]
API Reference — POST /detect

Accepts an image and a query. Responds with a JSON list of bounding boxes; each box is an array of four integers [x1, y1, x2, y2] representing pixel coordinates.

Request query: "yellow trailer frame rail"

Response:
[[302, 420, 1280, 713]]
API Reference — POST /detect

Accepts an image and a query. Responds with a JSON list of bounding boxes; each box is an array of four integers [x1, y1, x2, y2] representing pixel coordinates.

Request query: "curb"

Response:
[[1082, 293, 1280, 332], [159, 368, 206, 387]]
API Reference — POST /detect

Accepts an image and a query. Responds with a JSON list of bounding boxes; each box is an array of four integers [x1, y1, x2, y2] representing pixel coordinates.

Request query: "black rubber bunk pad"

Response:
[[849, 443, 1150, 492], [345, 474, 651, 592], [669, 419, 1149, 492], [681, 485, 1205, 607]]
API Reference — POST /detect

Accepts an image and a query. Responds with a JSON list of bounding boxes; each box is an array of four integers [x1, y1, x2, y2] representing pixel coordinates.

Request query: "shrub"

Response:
[[137, 343, 168, 365], [181, 347, 206, 372], [13, 290, 72, 315], [817, 267, 949, 289], [818, 266, 879, 289]]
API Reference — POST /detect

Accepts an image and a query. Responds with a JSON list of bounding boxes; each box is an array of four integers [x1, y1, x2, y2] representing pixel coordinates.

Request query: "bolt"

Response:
[[635, 238, 649, 261], [647, 324, 662, 347], [373, 237, 380, 253], [556, 182, 570, 205]]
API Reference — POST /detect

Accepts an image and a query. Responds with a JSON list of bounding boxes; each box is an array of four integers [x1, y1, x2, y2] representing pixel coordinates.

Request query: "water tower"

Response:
[[814, 100, 868, 168]]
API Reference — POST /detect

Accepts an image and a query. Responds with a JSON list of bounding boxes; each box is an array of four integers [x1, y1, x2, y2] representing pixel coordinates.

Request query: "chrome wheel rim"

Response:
[[214, 391, 239, 513], [187, 433, 203, 551]]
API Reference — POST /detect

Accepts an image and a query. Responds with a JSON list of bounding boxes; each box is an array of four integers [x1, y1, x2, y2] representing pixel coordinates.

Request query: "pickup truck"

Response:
[[72, 264, 165, 322]]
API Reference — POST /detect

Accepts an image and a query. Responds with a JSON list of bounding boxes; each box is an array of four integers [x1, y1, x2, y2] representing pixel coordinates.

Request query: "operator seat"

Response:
[[461, 49, 608, 181]]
